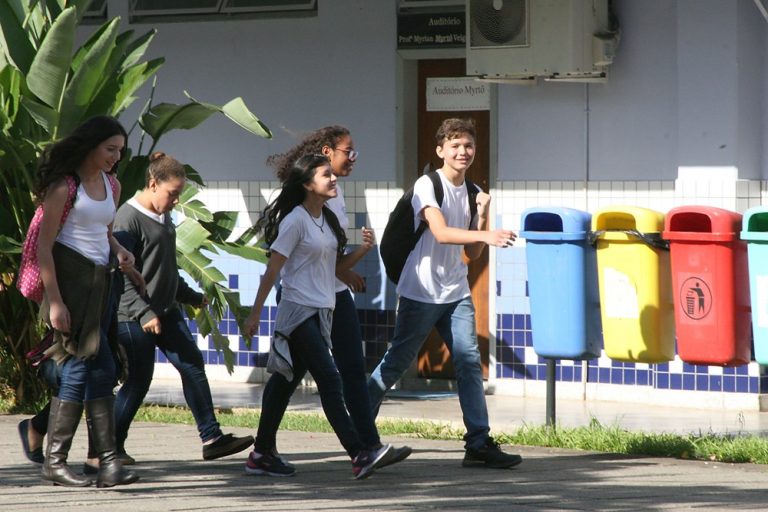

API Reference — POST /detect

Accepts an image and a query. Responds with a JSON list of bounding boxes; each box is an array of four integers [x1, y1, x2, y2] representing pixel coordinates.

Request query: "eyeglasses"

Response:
[[334, 147, 359, 161]]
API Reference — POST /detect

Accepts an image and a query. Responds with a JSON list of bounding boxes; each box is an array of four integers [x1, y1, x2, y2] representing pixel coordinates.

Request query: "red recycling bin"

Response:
[[662, 206, 750, 366]]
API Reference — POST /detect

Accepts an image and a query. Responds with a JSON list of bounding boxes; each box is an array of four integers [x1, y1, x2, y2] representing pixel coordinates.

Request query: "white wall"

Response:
[[109, 0, 399, 182], [100, 0, 766, 183], [495, 0, 766, 182], [737, 0, 766, 179]]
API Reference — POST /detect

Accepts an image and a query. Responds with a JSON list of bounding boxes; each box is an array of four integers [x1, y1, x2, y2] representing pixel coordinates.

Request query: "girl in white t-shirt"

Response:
[[242, 126, 410, 477], [242, 153, 392, 480], [34, 116, 138, 488]]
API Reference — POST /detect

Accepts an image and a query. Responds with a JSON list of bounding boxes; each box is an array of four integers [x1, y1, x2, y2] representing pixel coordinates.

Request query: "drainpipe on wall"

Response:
[[582, 82, 591, 402]]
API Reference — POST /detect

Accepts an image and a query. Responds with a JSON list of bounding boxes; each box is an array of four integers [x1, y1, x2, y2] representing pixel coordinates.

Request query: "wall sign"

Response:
[[426, 77, 491, 112], [397, 12, 466, 49]]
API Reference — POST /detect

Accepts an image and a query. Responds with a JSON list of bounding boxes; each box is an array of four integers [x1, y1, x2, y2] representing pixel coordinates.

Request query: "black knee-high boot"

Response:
[[41, 397, 92, 487], [85, 396, 139, 488]]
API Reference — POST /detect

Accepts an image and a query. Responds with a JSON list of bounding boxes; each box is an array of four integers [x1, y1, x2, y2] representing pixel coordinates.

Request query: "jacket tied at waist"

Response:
[[40, 242, 114, 363]]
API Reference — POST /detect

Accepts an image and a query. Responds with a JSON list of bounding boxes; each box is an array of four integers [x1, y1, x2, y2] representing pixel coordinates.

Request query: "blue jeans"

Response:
[[114, 307, 221, 449], [254, 290, 380, 449], [57, 278, 118, 403], [255, 313, 365, 458], [367, 296, 491, 450], [57, 338, 116, 402]]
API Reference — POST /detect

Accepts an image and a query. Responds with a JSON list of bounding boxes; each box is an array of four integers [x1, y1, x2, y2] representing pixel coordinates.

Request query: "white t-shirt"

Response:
[[57, 171, 115, 265], [396, 170, 479, 304], [325, 186, 350, 293], [270, 205, 338, 309]]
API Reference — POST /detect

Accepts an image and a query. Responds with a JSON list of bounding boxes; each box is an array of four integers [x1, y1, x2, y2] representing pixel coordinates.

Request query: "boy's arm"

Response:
[[464, 191, 490, 260], [423, 202, 515, 250], [463, 196, 488, 260]]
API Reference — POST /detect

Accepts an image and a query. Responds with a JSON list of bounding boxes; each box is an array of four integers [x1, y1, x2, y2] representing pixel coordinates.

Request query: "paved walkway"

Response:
[[147, 378, 768, 436], [2, 379, 768, 511]]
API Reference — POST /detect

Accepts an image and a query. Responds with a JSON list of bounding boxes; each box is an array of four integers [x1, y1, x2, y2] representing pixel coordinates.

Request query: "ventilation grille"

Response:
[[469, 0, 528, 48]]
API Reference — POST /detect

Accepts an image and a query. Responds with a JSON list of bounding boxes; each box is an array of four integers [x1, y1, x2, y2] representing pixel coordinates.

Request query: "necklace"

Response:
[[301, 205, 325, 232]]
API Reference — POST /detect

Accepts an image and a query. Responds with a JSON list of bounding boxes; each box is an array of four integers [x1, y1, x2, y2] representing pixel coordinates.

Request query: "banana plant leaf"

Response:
[[177, 246, 227, 286], [20, 96, 58, 134], [215, 241, 268, 263], [200, 211, 238, 243], [1, 0, 276, 389], [189, 306, 235, 372], [58, 16, 120, 136], [185, 91, 272, 139], [122, 29, 157, 69], [140, 93, 271, 148], [25, 6, 76, 109], [0, 0, 36, 74], [175, 218, 212, 256], [0, 235, 21, 253], [176, 184, 213, 222]]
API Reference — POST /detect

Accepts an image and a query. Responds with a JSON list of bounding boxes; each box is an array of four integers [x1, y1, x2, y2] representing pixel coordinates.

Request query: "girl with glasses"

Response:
[[242, 127, 410, 477]]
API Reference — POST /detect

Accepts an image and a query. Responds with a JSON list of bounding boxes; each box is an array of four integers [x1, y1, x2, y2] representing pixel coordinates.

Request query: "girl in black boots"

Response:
[[35, 116, 139, 488]]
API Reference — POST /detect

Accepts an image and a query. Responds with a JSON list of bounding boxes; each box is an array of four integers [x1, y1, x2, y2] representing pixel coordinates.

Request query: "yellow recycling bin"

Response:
[[590, 206, 675, 363]]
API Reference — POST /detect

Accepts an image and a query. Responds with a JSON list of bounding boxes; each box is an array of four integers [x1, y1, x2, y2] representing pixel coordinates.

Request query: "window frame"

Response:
[[129, 0, 317, 18]]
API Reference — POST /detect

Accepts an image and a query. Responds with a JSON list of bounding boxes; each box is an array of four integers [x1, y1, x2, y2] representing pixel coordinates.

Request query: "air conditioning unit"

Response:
[[466, 0, 619, 82]]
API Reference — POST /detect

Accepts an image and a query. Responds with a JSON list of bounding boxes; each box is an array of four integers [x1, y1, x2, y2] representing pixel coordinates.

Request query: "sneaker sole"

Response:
[[462, 456, 523, 469], [203, 436, 255, 461], [376, 446, 412, 470], [244, 466, 296, 477]]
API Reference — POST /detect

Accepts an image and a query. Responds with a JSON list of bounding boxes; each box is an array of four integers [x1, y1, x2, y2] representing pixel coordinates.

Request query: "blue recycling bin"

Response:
[[741, 206, 768, 363], [520, 207, 602, 360]]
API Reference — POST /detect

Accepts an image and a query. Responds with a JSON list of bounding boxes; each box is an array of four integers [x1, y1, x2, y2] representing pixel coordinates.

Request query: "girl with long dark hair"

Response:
[[36, 115, 139, 488], [242, 153, 392, 479], [243, 127, 410, 477]]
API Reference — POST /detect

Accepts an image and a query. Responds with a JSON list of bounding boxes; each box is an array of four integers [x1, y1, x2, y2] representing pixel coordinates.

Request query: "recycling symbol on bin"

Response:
[[680, 277, 712, 320]]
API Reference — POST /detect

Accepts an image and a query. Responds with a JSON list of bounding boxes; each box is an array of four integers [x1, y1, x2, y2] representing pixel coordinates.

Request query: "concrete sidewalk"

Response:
[[147, 378, 768, 437], [2, 380, 768, 510], [2, 414, 767, 511]]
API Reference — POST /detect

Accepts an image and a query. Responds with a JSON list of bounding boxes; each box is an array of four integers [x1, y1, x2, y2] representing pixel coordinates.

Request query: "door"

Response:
[[415, 58, 490, 380]]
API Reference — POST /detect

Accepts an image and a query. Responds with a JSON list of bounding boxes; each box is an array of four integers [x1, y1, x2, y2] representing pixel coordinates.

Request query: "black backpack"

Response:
[[379, 168, 478, 285]]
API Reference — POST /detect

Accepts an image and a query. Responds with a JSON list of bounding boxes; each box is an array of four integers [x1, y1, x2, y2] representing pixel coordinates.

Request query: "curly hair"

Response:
[[256, 153, 347, 259], [34, 115, 127, 200], [266, 125, 350, 181]]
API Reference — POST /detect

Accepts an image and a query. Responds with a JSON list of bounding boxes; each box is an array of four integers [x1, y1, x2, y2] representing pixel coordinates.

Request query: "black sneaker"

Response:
[[202, 433, 254, 461], [244, 449, 296, 477], [376, 445, 412, 469], [462, 437, 523, 469], [352, 443, 393, 480]]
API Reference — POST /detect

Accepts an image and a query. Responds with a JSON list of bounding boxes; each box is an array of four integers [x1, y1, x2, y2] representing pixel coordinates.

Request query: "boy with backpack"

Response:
[[369, 118, 523, 469]]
